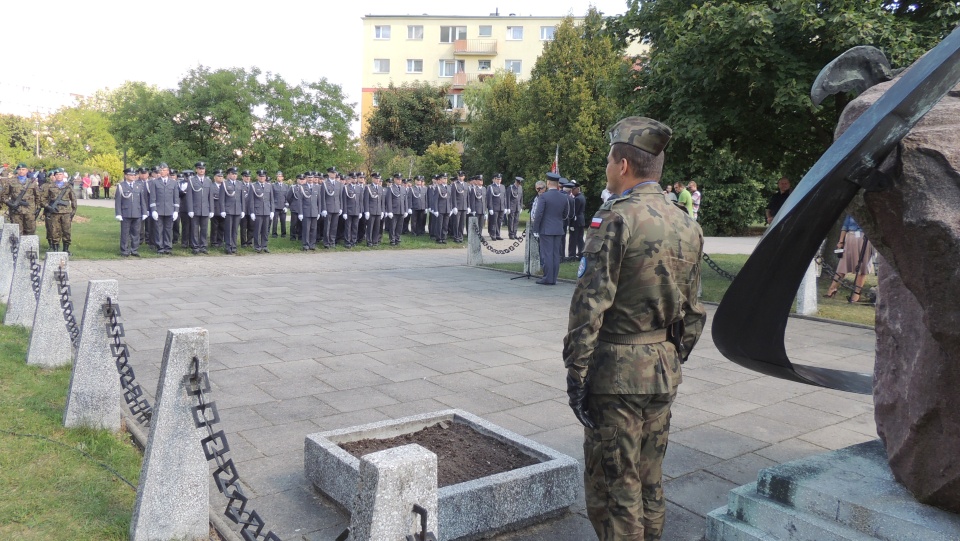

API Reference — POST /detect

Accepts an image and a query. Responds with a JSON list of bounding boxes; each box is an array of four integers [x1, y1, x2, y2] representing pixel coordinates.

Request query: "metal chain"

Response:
[[28, 249, 41, 301], [184, 357, 282, 541], [473, 223, 526, 255], [9, 234, 18, 268], [53, 261, 81, 349], [101, 298, 153, 426], [815, 256, 873, 301], [701, 253, 738, 281]]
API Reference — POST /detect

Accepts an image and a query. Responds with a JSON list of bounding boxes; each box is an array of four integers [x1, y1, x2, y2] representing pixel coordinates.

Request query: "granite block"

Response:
[[0, 223, 19, 304], [26, 252, 73, 368], [4, 234, 38, 328]]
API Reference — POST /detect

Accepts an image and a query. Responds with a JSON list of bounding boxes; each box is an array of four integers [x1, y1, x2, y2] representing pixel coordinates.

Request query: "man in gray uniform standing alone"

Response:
[[506, 176, 524, 239], [531, 172, 569, 285], [247, 170, 275, 253], [186, 162, 215, 255], [149, 163, 180, 254], [115, 167, 148, 257], [219, 167, 245, 254]]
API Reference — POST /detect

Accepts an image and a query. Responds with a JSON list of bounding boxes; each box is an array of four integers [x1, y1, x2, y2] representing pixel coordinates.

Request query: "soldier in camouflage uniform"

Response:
[[2, 163, 41, 235], [41, 168, 78, 253], [563, 117, 706, 541]]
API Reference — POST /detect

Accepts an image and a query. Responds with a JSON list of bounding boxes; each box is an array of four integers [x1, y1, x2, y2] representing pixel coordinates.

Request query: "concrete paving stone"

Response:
[[411, 354, 487, 375], [663, 502, 714, 541], [821, 387, 875, 404], [256, 377, 335, 401], [310, 407, 392, 432], [427, 372, 502, 393], [316, 329, 378, 344], [797, 425, 877, 450], [361, 336, 422, 351], [665, 471, 738, 517], [403, 331, 462, 346], [316, 368, 392, 391], [318, 353, 384, 372], [481, 411, 546, 437], [253, 396, 339, 424], [374, 379, 452, 401], [475, 365, 547, 384], [363, 324, 416, 338], [211, 384, 278, 410], [496, 511, 596, 541], [524, 359, 563, 376], [527, 424, 586, 463], [217, 432, 265, 463], [318, 340, 383, 356], [243, 484, 347, 538], [368, 362, 441, 383], [198, 322, 246, 334], [788, 390, 875, 418], [262, 344, 331, 362], [748, 401, 849, 431], [676, 374, 724, 395], [532, 375, 566, 392], [675, 391, 762, 417], [681, 354, 728, 369], [216, 406, 274, 433], [241, 419, 321, 456], [260, 358, 327, 379], [278, 325, 328, 337], [682, 365, 762, 385], [704, 452, 778, 486], [211, 365, 279, 386], [434, 388, 523, 416], [374, 398, 451, 419], [228, 449, 304, 498], [493, 334, 553, 349], [669, 425, 769, 460], [709, 412, 809, 444], [490, 381, 562, 405], [227, 327, 286, 341], [407, 343, 467, 360], [510, 347, 560, 362], [711, 378, 816, 406], [834, 412, 879, 437], [215, 349, 287, 370], [662, 442, 724, 479], [269, 333, 331, 349], [753, 437, 830, 463], [505, 400, 576, 432], [317, 388, 399, 413], [225, 339, 284, 354]]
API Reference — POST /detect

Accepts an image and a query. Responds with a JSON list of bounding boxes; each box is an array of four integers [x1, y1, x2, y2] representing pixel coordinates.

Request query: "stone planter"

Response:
[[305, 409, 580, 541]]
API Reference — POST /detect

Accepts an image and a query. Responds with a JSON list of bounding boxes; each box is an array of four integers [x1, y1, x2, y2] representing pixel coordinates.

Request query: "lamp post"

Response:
[[34, 118, 40, 157]]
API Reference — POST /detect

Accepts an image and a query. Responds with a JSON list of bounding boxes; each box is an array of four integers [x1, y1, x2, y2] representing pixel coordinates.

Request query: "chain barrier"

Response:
[[101, 298, 153, 426], [184, 357, 282, 541], [52, 261, 81, 349], [473, 223, 525, 255], [28, 249, 41, 301], [9, 234, 19, 268], [702, 253, 738, 281]]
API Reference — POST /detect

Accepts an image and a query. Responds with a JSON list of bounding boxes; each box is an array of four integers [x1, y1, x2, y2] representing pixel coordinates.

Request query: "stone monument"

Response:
[[4, 234, 39, 328], [26, 252, 73, 368], [0, 223, 20, 304]]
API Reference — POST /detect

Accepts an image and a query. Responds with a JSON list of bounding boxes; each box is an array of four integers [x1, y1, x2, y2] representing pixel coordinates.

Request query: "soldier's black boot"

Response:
[[50, 242, 59, 251], [63, 242, 71, 255]]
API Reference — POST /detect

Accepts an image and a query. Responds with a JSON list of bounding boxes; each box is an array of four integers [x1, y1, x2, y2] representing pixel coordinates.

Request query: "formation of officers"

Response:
[[1, 163, 78, 253], [112, 164, 535, 256]]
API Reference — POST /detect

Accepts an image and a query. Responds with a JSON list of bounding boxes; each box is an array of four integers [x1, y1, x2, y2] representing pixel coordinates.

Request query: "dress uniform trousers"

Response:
[[120, 217, 142, 255], [508, 211, 521, 239], [366, 214, 382, 245], [323, 214, 340, 247], [290, 213, 301, 241], [301, 217, 318, 249], [154, 215, 174, 251], [488, 211, 503, 239], [254, 215, 270, 251], [271, 209, 287, 237], [224, 215, 240, 251]]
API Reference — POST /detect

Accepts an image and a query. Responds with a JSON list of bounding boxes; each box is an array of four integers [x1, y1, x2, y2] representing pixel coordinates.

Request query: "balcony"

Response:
[[451, 72, 495, 89], [454, 39, 498, 56]]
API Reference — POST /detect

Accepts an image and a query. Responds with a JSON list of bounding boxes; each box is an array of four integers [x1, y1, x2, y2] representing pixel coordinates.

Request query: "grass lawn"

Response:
[[485, 253, 877, 327], [32, 206, 468, 260], [0, 305, 142, 540]]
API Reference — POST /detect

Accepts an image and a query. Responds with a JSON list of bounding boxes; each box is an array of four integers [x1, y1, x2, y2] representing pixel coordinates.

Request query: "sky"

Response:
[[3, 0, 631, 135]]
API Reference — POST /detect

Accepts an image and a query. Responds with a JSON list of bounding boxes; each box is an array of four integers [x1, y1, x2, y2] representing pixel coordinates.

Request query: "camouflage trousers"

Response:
[[584, 390, 676, 541], [45, 213, 72, 244], [8, 211, 37, 235]]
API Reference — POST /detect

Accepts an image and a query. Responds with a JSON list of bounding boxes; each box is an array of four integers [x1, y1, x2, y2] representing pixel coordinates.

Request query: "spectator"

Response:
[[687, 180, 701, 220], [102, 172, 111, 198], [82, 173, 92, 199], [90, 172, 101, 199], [37, 168, 47, 185], [663, 183, 678, 203], [765, 177, 792, 224], [674, 181, 694, 217], [826, 214, 875, 302]]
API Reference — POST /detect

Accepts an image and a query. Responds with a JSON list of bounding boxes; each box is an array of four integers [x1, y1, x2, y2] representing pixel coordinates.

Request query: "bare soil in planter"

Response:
[[339, 421, 540, 487]]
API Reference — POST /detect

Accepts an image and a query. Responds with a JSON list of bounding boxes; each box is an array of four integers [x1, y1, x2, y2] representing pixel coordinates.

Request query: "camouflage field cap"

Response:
[[608, 116, 672, 155]]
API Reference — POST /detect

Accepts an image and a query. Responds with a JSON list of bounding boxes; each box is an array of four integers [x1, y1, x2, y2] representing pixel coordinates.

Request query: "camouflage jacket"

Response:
[[2, 177, 42, 214], [562, 182, 707, 394], [41, 182, 78, 214]]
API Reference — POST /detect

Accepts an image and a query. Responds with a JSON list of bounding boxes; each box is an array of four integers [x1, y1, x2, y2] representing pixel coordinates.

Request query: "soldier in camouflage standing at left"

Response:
[[2, 163, 42, 235], [563, 116, 706, 541], [41, 168, 78, 253]]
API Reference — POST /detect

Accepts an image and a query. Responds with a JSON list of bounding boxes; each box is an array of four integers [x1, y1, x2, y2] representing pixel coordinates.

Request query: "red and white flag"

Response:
[[551, 145, 559, 174], [590, 217, 603, 229]]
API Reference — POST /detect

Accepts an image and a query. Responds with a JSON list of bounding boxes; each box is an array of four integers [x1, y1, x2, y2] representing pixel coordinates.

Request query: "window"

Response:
[[446, 94, 464, 110], [372, 92, 380, 107], [439, 60, 457, 78], [505, 60, 522, 74], [540, 26, 556, 41], [374, 25, 390, 39], [506, 26, 523, 40], [407, 25, 423, 40], [373, 59, 390, 73], [478, 25, 492, 37], [478, 60, 491, 71], [406, 59, 423, 73], [440, 26, 467, 43]]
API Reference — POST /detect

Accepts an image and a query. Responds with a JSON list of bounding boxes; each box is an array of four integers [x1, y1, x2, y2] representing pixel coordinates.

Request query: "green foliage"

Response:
[[364, 143, 417, 177], [0, 114, 36, 167], [44, 107, 117, 164], [462, 71, 524, 178], [83, 154, 123, 182], [364, 82, 458, 154], [417, 142, 462, 177]]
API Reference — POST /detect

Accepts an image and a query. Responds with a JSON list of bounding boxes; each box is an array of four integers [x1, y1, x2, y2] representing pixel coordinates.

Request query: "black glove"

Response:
[[566, 369, 597, 429]]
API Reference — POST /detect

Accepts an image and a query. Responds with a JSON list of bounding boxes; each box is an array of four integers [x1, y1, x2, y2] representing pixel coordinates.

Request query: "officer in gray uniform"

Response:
[[271, 171, 288, 238], [320, 167, 343, 248], [449, 170, 468, 242], [408, 176, 427, 236], [383, 173, 409, 245], [427, 175, 439, 240], [486, 173, 507, 240], [531, 172, 569, 285], [506, 176, 525, 239], [340, 173, 362, 247], [356, 172, 368, 240], [431, 173, 455, 244], [136, 168, 154, 247], [149, 163, 180, 254], [219, 167, 245, 254], [176, 169, 192, 246], [468, 175, 486, 234], [114, 167, 148, 257], [247, 170, 275, 253], [363, 172, 384, 246], [299, 174, 321, 250], [238, 171, 254, 247], [210, 170, 225, 248], [186, 162, 215, 254]]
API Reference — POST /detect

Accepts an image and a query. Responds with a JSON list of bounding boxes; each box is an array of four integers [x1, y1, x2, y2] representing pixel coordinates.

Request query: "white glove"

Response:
[[141, 214, 147, 220], [569, 226, 575, 232], [220, 212, 226, 218], [338, 210, 342, 215], [380, 212, 385, 219], [505, 209, 511, 215], [322, 210, 328, 217], [433, 211, 439, 217], [364, 212, 370, 220], [488, 210, 493, 216], [387, 212, 394, 219], [151, 211, 159, 221], [466, 207, 471, 214], [240, 212, 245, 219], [270, 212, 274, 220], [406, 209, 412, 216], [251, 213, 256, 221], [208, 212, 214, 219], [172, 212, 178, 221], [115, 215, 123, 221], [188, 211, 194, 218], [451, 208, 458, 215], [298, 214, 304, 221], [285, 202, 289, 208], [427, 208, 432, 213], [534, 233, 540, 238]]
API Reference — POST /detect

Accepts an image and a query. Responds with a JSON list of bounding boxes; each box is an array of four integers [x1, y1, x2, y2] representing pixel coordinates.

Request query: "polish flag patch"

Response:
[[590, 217, 603, 229]]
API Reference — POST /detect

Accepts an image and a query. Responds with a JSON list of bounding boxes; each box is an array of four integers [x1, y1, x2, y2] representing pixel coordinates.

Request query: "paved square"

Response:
[[70, 247, 876, 541]]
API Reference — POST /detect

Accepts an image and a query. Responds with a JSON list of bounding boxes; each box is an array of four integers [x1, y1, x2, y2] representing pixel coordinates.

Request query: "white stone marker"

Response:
[[0, 223, 20, 304], [525, 229, 543, 277], [4, 234, 39, 328], [351, 443, 439, 541], [26, 252, 73, 368], [63, 280, 122, 430], [796, 257, 819, 316], [467, 216, 483, 266], [130, 328, 209, 541]]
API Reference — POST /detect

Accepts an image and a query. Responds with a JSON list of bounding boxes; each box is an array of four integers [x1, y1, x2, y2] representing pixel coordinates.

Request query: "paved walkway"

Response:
[[66, 239, 874, 541]]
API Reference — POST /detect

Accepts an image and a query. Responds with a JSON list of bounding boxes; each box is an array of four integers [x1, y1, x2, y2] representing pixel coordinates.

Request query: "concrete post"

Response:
[[0, 223, 20, 304], [63, 280, 122, 431], [351, 444, 439, 541], [467, 216, 482, 266], [796, 258, 819, 316], [4, 234, 39, 328], [26, 253, 73, 368], [130, 328, 209, 541], [525, 230, 543, 277]]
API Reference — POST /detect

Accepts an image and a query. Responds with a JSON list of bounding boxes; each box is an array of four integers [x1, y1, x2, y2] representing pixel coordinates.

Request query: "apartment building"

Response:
[[361, 12, 624, 134]]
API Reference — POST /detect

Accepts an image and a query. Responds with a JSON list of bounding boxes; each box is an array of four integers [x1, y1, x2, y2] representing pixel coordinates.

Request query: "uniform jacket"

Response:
[[341, 183, 363, 215], [42, 182, 77, 214], [450, 180, 468, 210], [562, 182, 707, 394], [115, 180, 148, 218], [246, 181, 274, 215], [298, 184, 320, 218], [219, 179, 245, 215], [432, 184, 455, 214], [186, 175, 216, 216], [485, 183, 507, 211], [320, 179, 343, 213], [2, 177, 41, 215], [271, 182, 287, 210], [383, 183, 408, 214], [468, 185, 485, 214], [506, 184, 524, 213], [212, 181, 223, 214], [572, 193, 586, 227], [530, 188, 569, 236], [150, 177, 180, 215], [408, 185, 426, 211], [363, 184, 383, 214]]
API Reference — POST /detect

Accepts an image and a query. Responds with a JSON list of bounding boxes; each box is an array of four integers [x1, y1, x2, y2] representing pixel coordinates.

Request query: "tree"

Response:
[[365, 82, 458, 154], [84, 153, 124, 183], [417, 142, 462, 178], [45, 106, 118, 164], [607, 0, 960, 233], [461, 71, 524, 180], [0, 114, 36, 166]]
